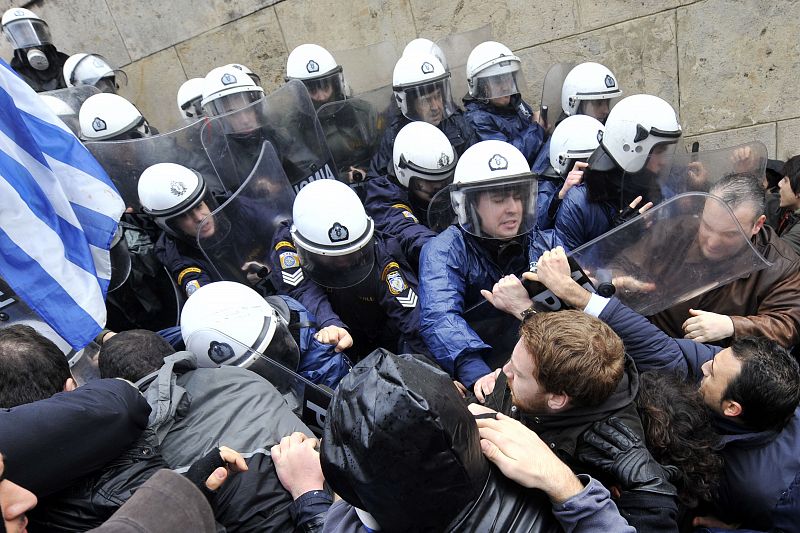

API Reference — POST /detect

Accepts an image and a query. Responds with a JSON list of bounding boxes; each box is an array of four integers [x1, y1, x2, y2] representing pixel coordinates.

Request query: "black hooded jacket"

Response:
[[320, 349, 560, 533]]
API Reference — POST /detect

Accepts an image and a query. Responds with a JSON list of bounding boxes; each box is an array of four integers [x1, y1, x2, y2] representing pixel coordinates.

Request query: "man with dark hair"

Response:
[[650, 172, 800, 347], [523, 246, 800, 530], [98, 328, 313, 531], [479, 284, 679, 532], [98, 329, 175, 383], [0, 324, 74, 408], [776, 154, 800, 254]]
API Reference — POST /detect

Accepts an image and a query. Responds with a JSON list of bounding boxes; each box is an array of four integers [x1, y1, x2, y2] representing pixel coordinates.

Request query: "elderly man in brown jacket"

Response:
[[649, 172, 800, 347]]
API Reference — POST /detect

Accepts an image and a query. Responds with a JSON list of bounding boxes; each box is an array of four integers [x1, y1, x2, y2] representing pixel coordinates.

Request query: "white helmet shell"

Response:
[[176, 77, 206, 118], [63, 53, 124, 91], [180, 281, 280, 369], [286, 44, 339, 80], [466, 41, 522, 98], [40, 94, 75, 116], [78, 93, 144, 141], [548, 115, 605, 176], [138, 163, 203, 215], [2, 7, 51, 49], [561, 62, 622, 116], [392, 53, 455, 123], [392, 121, 456, 188], [598, 94, 682, 173], [402, 38, 448, 71], [62, 53, 88, 86], [201, 65, 264, 113], [291, 180, 375, 288], [450, 140, 538, 239], [224, 63, 260, 85]]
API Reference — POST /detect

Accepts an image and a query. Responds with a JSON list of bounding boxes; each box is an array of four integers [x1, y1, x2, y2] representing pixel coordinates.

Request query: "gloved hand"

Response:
[[185, 446, 248, 501], [576, 417, 678, 497]]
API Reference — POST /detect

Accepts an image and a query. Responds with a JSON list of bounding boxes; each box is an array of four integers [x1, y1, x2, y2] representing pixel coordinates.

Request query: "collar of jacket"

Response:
[[463, 228, 529, 271], [713, 410, 781, 449], [521, 356, 641, 457]]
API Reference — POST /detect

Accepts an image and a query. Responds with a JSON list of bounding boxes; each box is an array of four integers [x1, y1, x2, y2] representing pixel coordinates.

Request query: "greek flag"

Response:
[[0, 59, 124, 350]]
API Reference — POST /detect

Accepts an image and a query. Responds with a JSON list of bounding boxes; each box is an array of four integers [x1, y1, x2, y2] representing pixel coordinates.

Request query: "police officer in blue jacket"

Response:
[[463, 41, 544, 165], [554, 94, 682, 251], [364, 121, 457, 268], [532, 62, 622, 176], [179, 281, 351, 390], [272, 179, 429, 362], [366, 52, 476, 181], [419, 140, 542, 391]]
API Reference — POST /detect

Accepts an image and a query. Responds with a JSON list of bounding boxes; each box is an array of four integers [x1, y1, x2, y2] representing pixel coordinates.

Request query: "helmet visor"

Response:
[[295, 237, 375, 289], [302, 69, 345, 108], [451, 175, 538, 239], [4, 19, 51, 48], [181, 96, 204, 119], [204, 92, 266, 136], [400, 78, 456, 124], [260, 318, 301, 371], [106, 118, 152, 141], [71, 55, 127, 89], [409, 174, 454, 207], [473, 68, 524, 101]]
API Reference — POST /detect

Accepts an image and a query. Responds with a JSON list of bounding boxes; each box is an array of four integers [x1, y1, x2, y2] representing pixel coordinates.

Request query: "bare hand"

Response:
[[453, 380, 468, 398], [347, 166, 366, 183], [558, 161, 587, 199], [468, 404, 584, 503], [687, 161, 710, 189], [205, 446, 249, 491], [473, 369, 501, 404], [315, 325, 353, 353], [480, 275, 531, 317], [692, 515, 738, 529], [611, 275, 657, 294], [241, 261, 270, 284], [271, 432, 325, 500], [731, 146, 757, 174], [682, 308, 734, 343], [524, 247, 572, 295]]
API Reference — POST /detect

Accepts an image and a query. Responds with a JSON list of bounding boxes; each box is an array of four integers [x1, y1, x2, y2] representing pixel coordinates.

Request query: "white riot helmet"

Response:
[[290, 179, 375, 289], [392, 53, 456, 125], [176, 77, 206, 119], [224, 63, 261, 86], [79, 93, 152, 141], [137, 163, 225, 244], [286, 44, 346, 108], [590, 94, 682, 174], [402, 38, 448, 71], [2, 8, 50, 48], [450, 140, 537, 239], [180, 281, 300, 375], [40, 94, 78, 133], [393, 121, 456, 208], [561, 62, 622, 120], [201, 65, 265, 117], [466, 41, 524, 101], [2, 8, 52, 70], [64, 53, 127, 93], [548, 115, 605, 176]]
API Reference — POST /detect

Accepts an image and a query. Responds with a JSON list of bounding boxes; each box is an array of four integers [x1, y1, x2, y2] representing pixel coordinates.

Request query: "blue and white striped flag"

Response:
[[0, 59, 124, 350]]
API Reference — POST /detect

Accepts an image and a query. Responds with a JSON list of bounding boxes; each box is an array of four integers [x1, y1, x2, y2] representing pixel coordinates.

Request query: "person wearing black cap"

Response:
[[272, 349, 637, 532]]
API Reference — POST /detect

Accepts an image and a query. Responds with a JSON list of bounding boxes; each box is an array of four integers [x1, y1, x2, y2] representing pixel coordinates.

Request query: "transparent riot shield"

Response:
[[189, 331, 333, 436], [197, 141, 295, 292], [39, 85, 100, 136], [658, 141, 769, 198], [568, 192, 772, 316], [202, 80, 337, 195], [336, 40, 400, 97], [316, 97, 381, 181], [85, 119, 223, 211], [436, 24, 493, 101], [0, 277, 100, 385], [540, 62, 574, 134]]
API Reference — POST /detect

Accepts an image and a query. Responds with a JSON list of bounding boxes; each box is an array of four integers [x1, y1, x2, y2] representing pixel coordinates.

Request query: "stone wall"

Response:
[[3, 0, 797, 159]]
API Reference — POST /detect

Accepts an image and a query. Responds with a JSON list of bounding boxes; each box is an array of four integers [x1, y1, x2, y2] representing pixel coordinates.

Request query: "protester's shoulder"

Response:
[[761, 225, 800, 268], [321, 500, 362, 533]]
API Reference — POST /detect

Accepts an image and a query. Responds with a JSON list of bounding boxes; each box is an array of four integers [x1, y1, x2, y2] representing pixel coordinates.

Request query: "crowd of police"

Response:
[[2, 5, 800, 533]]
